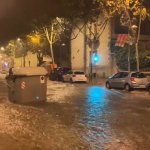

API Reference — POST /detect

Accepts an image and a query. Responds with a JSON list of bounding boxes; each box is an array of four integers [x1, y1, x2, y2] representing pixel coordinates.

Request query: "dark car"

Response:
[[57, 67, 71, 81], [49, 67, 71, 81]]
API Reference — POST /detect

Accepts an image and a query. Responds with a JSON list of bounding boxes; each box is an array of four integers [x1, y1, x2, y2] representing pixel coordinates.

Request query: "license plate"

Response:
[[139, 85, 146, 87]]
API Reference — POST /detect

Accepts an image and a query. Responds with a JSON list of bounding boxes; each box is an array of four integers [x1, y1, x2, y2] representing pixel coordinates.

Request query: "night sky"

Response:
[[0, 0, 62, 45], [0, 0, 96, 46]]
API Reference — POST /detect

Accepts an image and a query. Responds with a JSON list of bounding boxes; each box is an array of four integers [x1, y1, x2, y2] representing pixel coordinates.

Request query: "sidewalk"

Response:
[[47, 78, 106, 86], [87, 77, 106, 85]]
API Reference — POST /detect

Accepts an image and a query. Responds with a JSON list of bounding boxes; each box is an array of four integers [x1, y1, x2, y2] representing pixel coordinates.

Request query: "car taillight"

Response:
[[85, 75, 87, 77], [130, 77, 135, 82], [72, 75, 76, 77]]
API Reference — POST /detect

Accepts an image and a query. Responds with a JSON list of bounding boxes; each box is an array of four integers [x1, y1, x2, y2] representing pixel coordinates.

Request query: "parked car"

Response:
[[57, 67, 71, 81], [146, 83, 150, 94], [49, 67, 71, 81], [106, 71, 148, 91], [62, 70, 87, 83]]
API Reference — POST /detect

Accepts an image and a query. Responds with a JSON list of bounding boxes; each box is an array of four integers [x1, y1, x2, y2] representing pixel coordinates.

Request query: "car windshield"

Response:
[[74, 71, 85, 75], [131, 72, 146, 78]]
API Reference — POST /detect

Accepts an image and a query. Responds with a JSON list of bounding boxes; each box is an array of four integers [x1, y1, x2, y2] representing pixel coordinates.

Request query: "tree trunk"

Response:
[[84, 25, 87, 74], [37, 53, 43, 66], [135, 3, 142, 72], [50, 43, 55, 68], [23, 55, 25, 67], [128, 44, 130, 71], [50, 25, 55, 69], [135, 42, 140, 71], [44, 26, 55, 69]]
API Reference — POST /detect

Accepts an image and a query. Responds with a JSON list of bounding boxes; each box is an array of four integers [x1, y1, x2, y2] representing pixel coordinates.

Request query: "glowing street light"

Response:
[[1, 47, 4, 51], [131, 25, 138, 29], [17, 38, 21, 41]]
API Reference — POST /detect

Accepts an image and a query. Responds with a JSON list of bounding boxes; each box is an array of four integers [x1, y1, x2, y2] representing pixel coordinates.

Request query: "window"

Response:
[[131, 72, 146, 78], [114, 17, 128, 34], [67, 71, 73, 74], [122, 72, 129, 78], [113, 73, 122, 78], [114, 17, 150, 35], [140, 19, 150, 35], [74, 71, 85, 75]]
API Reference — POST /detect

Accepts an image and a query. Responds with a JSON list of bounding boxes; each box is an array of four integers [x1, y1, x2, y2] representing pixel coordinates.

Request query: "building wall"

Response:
[[71, 18, 117, 77], [71, 22, 85, 70], [14, 52, 38, 67]]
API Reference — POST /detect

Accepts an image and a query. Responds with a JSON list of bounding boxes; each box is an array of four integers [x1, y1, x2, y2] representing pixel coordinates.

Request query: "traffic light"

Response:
[[93, 53, 99, 64]]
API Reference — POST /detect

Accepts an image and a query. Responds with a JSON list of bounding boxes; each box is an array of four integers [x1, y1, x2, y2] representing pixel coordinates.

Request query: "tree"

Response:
[[4, 40, 17, 67], [102, 0, 150, 71], [4, 41, 16, 58], [26, 31, 49, 66], [110, 42, 150, 71], [31, 17, 76, 68]]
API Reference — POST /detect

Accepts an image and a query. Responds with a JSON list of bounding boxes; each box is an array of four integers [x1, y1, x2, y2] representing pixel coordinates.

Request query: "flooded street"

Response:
[[0, 75, 150, 150]]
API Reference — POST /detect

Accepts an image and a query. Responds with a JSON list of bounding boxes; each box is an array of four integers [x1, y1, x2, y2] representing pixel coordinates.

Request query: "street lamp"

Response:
[[59, 43, 66, 66], [17, 38, 21, 41], [131, 25, 138, 29], [1, 47, 4, 51]]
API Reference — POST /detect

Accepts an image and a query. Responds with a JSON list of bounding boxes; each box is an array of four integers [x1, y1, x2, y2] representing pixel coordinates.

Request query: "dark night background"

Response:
[[0, 0, 65, 45]]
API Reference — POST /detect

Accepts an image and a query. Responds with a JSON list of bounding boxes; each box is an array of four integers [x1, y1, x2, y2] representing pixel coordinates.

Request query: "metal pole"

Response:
[[90, 42, 94, 83], [84, 25, 87, 73], [128, 44, 131, 71], [23, 54, 25, 67], [96, 66, 98, 83]]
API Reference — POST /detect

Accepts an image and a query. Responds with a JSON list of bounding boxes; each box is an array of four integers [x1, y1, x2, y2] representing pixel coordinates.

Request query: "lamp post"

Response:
[[1, 47, 4, 51], [17, 38, 26, 67], [59, 43, 65, 67]]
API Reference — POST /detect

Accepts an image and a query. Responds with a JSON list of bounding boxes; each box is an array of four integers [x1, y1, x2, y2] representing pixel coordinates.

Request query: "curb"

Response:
[[87, 83, 105, 86]]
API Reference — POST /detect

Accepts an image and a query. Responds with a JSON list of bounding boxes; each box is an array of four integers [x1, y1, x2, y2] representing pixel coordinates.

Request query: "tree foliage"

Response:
[[4, 40, 17, 58], [26, 32, 49, 55], [110, 42, 150, 71]]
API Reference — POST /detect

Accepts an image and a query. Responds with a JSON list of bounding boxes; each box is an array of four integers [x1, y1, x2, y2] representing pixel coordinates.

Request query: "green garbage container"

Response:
[[5, 67, 48, 103]]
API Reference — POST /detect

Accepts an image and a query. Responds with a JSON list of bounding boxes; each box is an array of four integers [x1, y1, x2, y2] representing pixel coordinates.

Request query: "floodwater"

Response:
[[0, 76, 150, 150]]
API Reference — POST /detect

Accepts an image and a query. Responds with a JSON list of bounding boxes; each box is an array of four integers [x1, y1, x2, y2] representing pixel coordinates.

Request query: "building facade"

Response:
[[71, 17, 117, 78], [71, 15, 150, 77], [13, 52, 38, 67]]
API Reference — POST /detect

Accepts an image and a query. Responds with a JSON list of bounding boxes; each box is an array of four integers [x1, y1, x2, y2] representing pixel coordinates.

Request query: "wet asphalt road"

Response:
[[0, 75, 150, 150]]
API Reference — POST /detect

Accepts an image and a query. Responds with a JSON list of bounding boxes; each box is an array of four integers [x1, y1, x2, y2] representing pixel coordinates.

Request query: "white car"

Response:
[[62, 70, 87, 83]]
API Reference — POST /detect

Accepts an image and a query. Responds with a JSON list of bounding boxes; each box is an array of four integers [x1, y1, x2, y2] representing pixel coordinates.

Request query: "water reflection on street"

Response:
[[0, 78, 150, 150], [78, 86, 123, 149]]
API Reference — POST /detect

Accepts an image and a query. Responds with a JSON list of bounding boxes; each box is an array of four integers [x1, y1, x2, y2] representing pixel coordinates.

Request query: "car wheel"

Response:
[[125, 84, 131, 91], [106, 82, 111, 89]]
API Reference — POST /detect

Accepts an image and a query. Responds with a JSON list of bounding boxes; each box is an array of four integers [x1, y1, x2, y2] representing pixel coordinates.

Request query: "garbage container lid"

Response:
[[12, 67, 48, 76]]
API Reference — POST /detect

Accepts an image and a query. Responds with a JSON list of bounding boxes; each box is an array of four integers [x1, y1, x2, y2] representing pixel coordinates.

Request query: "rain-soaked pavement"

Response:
[[0, 74, 150, 150]]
